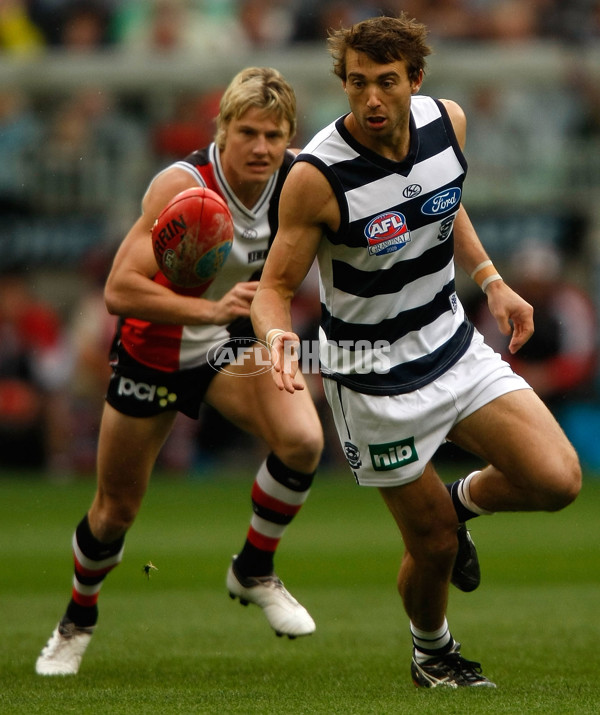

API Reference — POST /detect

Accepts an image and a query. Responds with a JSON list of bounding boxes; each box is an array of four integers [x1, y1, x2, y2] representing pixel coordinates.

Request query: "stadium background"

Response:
[[1, 0, 600, 475], [2, 4, 600, 712]]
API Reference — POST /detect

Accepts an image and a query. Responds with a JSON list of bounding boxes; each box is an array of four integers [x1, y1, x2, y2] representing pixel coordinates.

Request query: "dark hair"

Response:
[[327, 14, 431, 84]]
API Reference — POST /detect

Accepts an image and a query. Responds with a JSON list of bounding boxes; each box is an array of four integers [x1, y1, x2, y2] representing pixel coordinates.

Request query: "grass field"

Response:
[[1, 465, 599, 714]]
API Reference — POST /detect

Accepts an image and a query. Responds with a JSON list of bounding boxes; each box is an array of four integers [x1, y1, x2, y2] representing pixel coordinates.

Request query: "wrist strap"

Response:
[[471, 259, 502, 293], [265, 328, 286, 348], [470, 259, 493, 280], [481, 274, 503, 293]]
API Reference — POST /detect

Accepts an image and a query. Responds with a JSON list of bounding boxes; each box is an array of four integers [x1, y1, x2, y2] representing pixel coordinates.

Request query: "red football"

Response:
[[152, 187, 234, 289]]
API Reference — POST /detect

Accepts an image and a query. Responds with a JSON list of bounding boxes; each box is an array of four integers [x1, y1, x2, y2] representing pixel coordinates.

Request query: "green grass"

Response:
[[1, 467, 600, 714]]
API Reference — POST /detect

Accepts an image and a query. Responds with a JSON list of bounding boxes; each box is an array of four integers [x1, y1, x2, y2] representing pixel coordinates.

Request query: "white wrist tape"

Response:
[[470, 259, 493, 280], [481, 274, 503, 293], [265, 328, 286, 348]]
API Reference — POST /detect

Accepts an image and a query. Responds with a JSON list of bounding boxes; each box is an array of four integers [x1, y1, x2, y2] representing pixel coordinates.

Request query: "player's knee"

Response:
[[92, 499, 138, 539], [539, 449, 582, 511], [111, 505, 138, 531], [430, 526, 458, 563], [412, 537, 457, 578], [552, 461, 581, 510], [406, 519, 458, 567], [274, 422, 324, 472]]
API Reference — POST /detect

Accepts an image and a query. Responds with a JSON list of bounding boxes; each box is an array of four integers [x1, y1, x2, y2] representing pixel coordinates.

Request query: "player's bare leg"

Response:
[[89, 406, 177, 540], [379, 462, 495, 687], [207, 355, 323, 637], [36, 406, 176, 675], [448, 389, 581, 515], [379, 463, 457, 631], [444, 389, 579, 596]]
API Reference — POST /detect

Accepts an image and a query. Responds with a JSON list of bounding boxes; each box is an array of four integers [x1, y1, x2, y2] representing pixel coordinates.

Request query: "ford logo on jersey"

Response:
[[365, 211, 411, 256], [421, 187, 461, 216]]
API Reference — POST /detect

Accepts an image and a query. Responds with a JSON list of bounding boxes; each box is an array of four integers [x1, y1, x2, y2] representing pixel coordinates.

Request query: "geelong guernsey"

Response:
[[296, 95, 473, 395], [118, 144, 293, 371]]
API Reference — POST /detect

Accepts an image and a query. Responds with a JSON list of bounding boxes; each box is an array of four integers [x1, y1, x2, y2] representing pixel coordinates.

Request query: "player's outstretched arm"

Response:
[[252, 162, 331, 393], [444, 101, 535, 354], [453, 206, 534, 352]]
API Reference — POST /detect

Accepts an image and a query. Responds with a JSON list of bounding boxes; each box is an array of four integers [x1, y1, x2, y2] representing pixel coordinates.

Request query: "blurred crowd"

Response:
[[2, 235, 596, 477], [1, 0, 600, 53], [1, 0, 600, 475], [0, 252, 325, 476]]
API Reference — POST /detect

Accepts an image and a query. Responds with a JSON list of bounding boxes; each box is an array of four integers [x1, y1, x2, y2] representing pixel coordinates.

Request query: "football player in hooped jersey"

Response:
[[251, 16, 581, 688], [36, 67, 324, 676]]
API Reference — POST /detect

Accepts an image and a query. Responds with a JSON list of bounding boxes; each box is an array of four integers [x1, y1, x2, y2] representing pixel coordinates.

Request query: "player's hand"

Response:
[[210, 281, 259, 325], [269, 331, 305, 393], [485, 280, 534, 354]]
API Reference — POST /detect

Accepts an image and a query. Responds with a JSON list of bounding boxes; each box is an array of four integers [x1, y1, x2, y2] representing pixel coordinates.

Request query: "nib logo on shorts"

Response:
[[369, 437, 418, 471]]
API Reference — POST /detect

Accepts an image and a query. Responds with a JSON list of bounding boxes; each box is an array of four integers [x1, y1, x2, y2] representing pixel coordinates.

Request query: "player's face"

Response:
[[220, 107, 291, 188], [343, 49, 422, 157]]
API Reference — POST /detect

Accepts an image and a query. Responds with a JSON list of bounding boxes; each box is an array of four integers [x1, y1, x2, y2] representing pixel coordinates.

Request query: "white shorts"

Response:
[[323, 329, 531, 487]]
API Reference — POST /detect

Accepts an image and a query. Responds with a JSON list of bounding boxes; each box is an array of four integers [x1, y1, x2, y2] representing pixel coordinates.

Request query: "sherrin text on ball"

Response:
[[152, 186, 234, 289]]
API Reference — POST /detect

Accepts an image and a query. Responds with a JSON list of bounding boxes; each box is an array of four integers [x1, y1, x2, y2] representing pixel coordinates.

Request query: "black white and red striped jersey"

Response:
[[118, 144, 293, 371]]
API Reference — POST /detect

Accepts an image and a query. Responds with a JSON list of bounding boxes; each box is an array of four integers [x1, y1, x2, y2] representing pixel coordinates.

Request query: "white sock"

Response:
[[411, 618, 454, 662], [458, 471, 494, 516]]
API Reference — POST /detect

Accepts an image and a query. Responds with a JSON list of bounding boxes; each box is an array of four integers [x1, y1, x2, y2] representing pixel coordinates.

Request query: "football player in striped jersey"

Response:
[[36, 67, 323, 676], [252, 14, 581, 689]]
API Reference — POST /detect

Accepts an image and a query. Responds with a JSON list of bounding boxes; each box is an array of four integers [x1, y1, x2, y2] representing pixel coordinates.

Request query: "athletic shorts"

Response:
[[105, 339, 221, 419], [323, 330, 531, 487]]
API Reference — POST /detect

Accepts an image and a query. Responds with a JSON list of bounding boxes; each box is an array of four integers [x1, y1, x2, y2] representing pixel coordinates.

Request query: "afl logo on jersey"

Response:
[[421, 187, 461, 216], [365, 211, 411, 256]]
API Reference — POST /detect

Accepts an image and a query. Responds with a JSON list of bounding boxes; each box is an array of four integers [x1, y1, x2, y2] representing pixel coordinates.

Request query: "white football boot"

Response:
[[35, 618, 95, 675], [226, 558, 315, 639]]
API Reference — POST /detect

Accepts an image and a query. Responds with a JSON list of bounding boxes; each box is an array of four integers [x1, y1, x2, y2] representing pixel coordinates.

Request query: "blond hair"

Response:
[[215, 67, 297, 150]]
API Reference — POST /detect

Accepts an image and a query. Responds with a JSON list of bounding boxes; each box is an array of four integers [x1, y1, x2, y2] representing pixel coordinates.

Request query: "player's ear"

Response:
[[411, 69, 424, 95]]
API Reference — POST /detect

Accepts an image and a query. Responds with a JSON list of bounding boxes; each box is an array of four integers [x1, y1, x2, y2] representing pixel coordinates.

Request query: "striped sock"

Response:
[[445, 470, 493, 522], [411, 618, 455, 663], [64, 515, 124, 628], [234, 453, 315, 577]]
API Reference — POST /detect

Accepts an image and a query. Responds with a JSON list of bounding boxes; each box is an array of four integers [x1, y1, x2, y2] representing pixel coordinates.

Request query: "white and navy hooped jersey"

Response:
[[296, 95, 473, 395], [118, 144, 294, 371]]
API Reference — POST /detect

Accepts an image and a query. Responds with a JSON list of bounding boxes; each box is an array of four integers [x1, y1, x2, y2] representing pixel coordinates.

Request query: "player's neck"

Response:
[[232, 181, 267, 209], [221, 161, 268, 209], [345, 113, 411, 162]]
